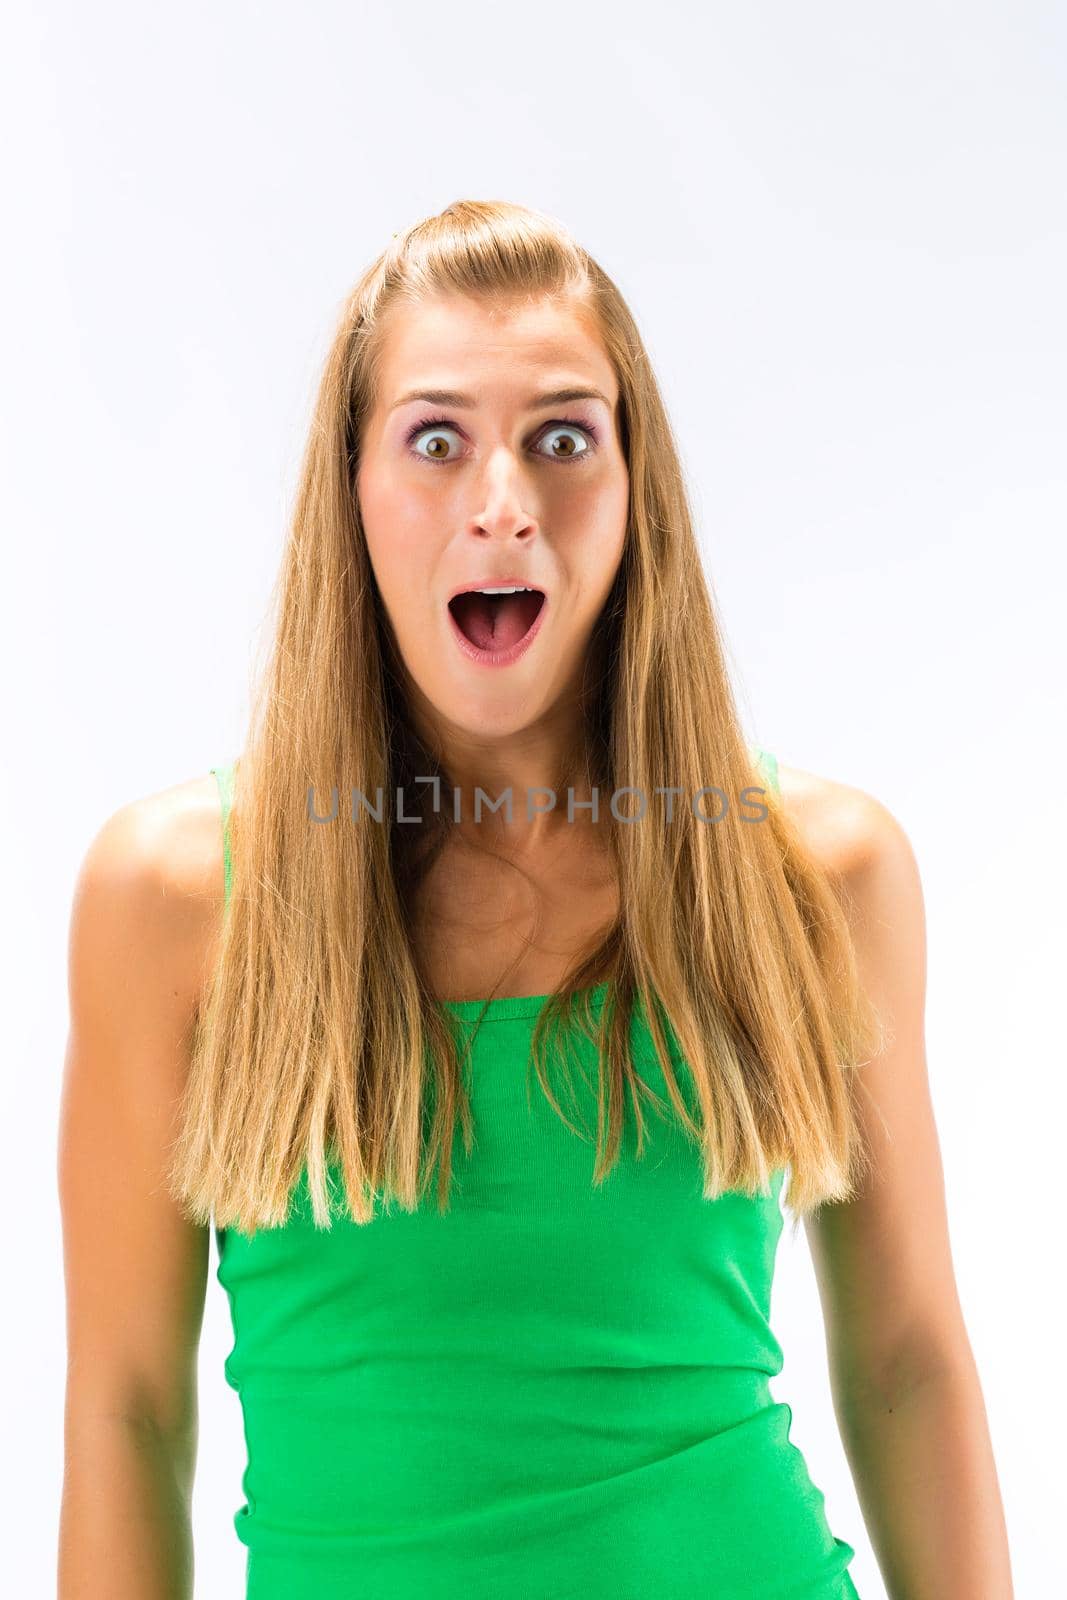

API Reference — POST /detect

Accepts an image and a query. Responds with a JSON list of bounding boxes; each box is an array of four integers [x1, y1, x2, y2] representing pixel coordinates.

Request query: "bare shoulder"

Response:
[[773, 756, 921, 911], [69, 770, 228, 1014], [773, 756, 927, 1082]]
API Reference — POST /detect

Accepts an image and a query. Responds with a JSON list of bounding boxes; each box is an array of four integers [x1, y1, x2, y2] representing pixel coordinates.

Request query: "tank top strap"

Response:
[[209, 760, 236, 910], [751, 745, 781, 797]]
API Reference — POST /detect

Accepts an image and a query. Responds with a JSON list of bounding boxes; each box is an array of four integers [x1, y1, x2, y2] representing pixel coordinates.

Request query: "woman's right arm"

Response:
[[57, 780, 224, 1599]]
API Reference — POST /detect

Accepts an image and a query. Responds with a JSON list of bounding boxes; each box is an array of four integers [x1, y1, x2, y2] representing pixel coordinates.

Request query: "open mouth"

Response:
[[447, 586, 546, 659]]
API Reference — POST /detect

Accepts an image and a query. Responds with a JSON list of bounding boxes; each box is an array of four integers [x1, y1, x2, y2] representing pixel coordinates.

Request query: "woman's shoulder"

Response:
[[771, 755, 916, 888], [69, 769, 228, 1016]]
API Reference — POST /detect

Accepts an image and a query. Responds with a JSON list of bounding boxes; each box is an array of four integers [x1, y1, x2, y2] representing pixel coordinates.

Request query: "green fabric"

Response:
[[207, 751, 861, 1598]]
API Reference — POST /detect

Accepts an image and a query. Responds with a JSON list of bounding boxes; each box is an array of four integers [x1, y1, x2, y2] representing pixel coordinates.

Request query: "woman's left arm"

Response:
[[793, 771, 1015, 1600]]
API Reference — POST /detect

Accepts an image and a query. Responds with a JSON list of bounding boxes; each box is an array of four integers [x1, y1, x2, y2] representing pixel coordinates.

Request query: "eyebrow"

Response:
[[388, 385, 613, 413]]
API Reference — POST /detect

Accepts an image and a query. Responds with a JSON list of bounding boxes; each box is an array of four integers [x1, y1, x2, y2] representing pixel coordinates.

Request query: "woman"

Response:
[[58, 201, 1013, 1598]]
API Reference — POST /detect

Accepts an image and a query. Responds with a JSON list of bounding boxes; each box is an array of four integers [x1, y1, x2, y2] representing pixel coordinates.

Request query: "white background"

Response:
[[4, 2, 1064, 1595]]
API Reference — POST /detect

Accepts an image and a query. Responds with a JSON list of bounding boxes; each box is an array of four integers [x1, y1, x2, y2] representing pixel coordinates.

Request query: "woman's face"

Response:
[[356, 291, 629, 743]]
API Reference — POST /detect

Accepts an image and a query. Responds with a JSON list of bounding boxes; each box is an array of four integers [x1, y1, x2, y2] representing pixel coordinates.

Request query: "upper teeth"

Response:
[[472, 586, 531, 595]]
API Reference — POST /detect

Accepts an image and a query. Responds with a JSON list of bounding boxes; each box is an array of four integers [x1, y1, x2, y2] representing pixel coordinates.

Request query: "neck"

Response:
[[410, 701, 602, 857]]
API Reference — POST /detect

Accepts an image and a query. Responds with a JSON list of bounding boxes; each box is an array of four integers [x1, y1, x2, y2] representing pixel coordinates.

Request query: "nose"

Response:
[[466, 447, 539, 542]]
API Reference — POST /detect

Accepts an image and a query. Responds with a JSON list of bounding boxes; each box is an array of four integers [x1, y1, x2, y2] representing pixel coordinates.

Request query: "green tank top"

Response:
[[208, 750, 861, 1599]]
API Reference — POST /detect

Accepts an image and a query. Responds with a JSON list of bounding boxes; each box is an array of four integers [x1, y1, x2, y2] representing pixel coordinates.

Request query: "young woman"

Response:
[[58, 201, 1013, 1598]]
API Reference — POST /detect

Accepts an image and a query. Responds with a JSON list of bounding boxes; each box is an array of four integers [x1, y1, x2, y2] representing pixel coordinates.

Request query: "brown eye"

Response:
[[535, 425, 592, 462], [409, 423, 463, 462]]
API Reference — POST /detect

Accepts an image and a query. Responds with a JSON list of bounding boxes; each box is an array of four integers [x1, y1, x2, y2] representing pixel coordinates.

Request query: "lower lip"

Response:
[[446, 594, 549, 668]]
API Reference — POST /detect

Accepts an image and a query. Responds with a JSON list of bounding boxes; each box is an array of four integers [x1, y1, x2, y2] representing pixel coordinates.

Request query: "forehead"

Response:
[[374, 292, 617, 406]]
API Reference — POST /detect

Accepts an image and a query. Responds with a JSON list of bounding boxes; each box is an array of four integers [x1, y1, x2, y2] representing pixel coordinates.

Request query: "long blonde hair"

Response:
[[168, 199, 883, 1236]]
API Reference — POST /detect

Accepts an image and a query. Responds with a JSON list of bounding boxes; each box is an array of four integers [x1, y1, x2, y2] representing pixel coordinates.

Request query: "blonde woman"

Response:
[[58, 201, 1013, 1599]]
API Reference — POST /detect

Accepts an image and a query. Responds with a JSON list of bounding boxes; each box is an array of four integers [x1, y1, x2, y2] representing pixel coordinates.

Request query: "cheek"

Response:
[[359, 472, 437, 590], [556, 476, 628, 591], [553, 463, 628, 533]]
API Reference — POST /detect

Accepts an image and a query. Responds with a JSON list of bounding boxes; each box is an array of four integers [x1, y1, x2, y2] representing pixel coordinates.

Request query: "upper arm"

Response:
[[58, 778, 223, 1436], [781, 765, 970, 1403]]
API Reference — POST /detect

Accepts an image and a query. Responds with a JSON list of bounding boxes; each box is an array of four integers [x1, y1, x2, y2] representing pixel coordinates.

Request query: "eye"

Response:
[[533, 423, 595, 463], [407, 418, 463, 463]]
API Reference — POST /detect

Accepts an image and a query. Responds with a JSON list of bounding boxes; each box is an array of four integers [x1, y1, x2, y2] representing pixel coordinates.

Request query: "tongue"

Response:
[[452, 591, 540, 651]]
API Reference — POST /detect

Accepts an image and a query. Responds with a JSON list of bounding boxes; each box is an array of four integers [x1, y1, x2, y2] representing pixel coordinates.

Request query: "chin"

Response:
[[442, 690, 546, 740]]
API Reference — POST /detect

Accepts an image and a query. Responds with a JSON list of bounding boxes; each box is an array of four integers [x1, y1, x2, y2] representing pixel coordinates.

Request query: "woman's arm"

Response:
[[787, 765, 1014, 1599], [57, 780, 223, 1599]]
